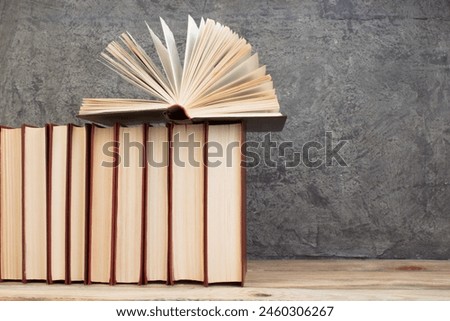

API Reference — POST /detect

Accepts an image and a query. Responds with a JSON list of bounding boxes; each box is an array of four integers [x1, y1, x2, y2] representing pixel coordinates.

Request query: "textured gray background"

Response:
[[1, 0, 449, 259]]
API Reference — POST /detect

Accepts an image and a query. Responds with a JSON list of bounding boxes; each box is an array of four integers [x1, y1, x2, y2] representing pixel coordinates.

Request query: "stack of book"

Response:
[[0, 17, 285, 286]]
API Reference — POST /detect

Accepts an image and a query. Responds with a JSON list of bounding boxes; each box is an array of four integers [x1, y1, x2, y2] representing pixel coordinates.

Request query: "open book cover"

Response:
[[78, 16, 286, 132]]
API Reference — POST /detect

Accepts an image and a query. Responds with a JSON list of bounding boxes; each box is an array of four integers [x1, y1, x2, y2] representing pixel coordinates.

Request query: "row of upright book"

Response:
[[0, 122, 246, 285]]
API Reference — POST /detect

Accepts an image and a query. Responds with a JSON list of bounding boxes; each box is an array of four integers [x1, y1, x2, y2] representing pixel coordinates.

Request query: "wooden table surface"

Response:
[[1, 260, 449, 300]]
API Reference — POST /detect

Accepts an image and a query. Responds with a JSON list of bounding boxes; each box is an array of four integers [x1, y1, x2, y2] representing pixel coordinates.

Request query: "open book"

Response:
[[78, 16, 285, 131]]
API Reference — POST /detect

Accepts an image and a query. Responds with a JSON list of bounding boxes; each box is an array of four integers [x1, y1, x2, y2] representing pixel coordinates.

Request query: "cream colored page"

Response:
[[172, 124, 204, 281], [90, 127, 114, 283], [116, 126, 144, 283], [50, 126, 68, 281], [24, 127, 47, 280], [0, 128, 23, 279], [207, 124, 242, 283], [70, 126, 87, 281], [146, 126, 169, 281]]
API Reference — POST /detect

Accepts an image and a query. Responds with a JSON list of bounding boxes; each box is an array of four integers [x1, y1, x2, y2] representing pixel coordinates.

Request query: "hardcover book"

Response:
[[78, 16, 286, 131]]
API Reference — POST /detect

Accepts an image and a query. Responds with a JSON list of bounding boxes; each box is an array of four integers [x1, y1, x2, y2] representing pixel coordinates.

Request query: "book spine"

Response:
[[46, 124, 53, 284], [203, 123, 208, 287], [65, 124, 73, 285], [84, 124, 92, 285], [240, 122, 247, 287], [109, 123, 120, 285], [167, 123, 174, 285], [140, 124, 149, 285], [21, 125, 26, 283]]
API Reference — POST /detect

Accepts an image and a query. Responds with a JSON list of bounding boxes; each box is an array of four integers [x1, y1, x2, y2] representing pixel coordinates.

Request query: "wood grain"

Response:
[[1, 260, 449, 300]]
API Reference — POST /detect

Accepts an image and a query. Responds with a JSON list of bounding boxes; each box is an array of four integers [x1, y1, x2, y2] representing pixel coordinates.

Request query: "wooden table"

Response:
[[1, 260, 449, 300]]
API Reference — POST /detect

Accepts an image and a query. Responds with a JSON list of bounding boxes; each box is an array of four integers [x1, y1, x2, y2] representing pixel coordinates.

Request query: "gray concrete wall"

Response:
[[1, 0, 449, 259]]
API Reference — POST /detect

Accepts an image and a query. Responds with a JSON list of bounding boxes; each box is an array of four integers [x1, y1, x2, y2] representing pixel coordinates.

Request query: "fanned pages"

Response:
[[182, 16, 200, 85], [159, 18, 183, 96], [79, 16, 284, 127]]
